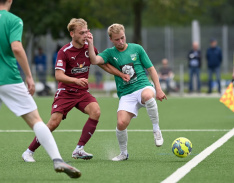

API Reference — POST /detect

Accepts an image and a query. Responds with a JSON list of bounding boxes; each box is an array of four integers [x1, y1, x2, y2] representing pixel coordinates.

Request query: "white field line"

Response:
[[161, 128, 234, 183], [0, 129, 230, 133]]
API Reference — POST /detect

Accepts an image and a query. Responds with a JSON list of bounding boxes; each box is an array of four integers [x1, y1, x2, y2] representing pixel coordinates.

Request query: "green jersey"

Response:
[[98, 43, 153, 98], [0, 10, 23, 85]]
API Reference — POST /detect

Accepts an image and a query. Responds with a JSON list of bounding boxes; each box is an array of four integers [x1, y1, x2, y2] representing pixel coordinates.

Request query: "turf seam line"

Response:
[[161, 128, 234, 183], [0, 129, 230, 133]]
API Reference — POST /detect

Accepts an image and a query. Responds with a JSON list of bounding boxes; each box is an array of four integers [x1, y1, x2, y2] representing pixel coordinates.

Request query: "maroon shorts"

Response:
[[51, 89, 97, 120]]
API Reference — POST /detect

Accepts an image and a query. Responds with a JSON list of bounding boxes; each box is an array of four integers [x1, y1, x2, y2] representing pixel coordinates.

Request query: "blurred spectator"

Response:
[[34, 47, 51, 96], [206, 38, 222, 94], [52, 45, 62, 76], [52, 45, 62, 90], [158, 58, 174, 94], [95, 67, 103, 88], [188, 42, 202, 93]]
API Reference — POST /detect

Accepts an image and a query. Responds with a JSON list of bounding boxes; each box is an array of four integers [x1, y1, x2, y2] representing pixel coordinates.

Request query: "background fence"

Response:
[[26, 24, 234, 95]]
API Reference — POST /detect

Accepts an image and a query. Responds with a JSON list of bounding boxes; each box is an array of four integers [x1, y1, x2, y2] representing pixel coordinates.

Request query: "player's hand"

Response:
[[121, 74, 130, 82], [25, 76, 35, 96], [75, 78, 88, 87], [156, 89, 167, 102], [86, 31, 93, 45]]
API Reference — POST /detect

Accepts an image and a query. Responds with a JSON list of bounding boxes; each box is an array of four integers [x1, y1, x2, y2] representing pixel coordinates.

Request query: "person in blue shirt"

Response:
[[34, 47, 47, 87], [34, 47, 51, 95], [206, 38, 222, 93], [52, 45, 61, 90]]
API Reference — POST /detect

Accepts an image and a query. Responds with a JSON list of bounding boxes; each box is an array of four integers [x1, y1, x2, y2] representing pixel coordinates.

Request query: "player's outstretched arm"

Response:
[[86, 32, 104, 65], [55, 69, 88, 87], [11, 41, 35, 95], [147, 66, 167, 101], [98, 64, 130, 82]]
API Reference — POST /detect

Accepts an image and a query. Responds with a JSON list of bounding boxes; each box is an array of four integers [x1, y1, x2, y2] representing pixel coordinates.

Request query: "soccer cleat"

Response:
[[72, 147, 93, 160], [112, 153, 129, 161], [54, 160, 81, 178], [22, 151, 36, 162], [154, 130, 164, 147]]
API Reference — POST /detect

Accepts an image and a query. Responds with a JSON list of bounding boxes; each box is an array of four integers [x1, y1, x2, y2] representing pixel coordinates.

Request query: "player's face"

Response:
[[71, 25, 89, 48], [110, 30, 127, 51]]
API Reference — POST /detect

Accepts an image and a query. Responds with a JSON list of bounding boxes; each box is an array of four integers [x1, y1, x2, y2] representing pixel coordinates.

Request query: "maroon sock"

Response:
[[78, 118, 98, 146], [28, 137, 41, 152]]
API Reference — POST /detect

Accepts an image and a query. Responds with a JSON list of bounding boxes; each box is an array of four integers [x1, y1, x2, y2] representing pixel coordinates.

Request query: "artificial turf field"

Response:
[[0, 96, 234, 183]]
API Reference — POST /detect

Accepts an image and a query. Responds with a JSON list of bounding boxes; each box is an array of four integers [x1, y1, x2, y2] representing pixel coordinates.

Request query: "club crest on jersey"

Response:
[[57, 60, 63, 66], [71, 62, 89, 74], [85, 51, 89, 58], [130, 53, 137, 61]]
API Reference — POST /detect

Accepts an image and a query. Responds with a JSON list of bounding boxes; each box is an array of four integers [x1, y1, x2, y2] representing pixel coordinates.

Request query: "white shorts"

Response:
[[117, 86, 156, 117], [0, 83, 37, 116]]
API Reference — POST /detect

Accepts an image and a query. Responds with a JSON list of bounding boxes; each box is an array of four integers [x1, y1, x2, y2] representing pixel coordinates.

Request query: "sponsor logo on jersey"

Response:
[[71, 62, 89, 74], [121, 64, 135, 78], [120, 63, 137, 85], [130, 53, 137, 61], [85, 51, 89, 58], [57, 60, 63, 66], [19, 21, 23, 26]]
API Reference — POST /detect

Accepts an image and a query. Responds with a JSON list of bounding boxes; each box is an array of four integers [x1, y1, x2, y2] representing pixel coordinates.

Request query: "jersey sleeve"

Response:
[[98, 49, 111, 64], [9, 17, 23, 43], [138, 45, 153, 69], [55, 50, 67, 72]]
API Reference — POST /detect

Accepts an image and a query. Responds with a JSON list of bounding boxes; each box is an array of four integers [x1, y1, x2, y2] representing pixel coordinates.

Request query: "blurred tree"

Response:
[[10, 0, 234, 45], [132, 0, 145, 44]]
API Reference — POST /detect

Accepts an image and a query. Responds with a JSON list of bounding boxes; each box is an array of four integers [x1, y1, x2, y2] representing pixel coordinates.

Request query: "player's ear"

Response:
[[70, 31, 74, 38]]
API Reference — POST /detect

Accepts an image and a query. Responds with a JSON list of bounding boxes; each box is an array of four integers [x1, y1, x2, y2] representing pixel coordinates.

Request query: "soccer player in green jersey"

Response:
[[0, 0, 80, 178], [87, 23, 167, 161]]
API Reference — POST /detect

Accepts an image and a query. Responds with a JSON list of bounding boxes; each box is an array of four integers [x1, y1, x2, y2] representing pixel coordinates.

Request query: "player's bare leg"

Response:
[[22, 112, 63, 162], [141, 88, 163, 147], [72, 102, 100, 160], [22, 110, 81, 178], [112, 111, 133, 161]]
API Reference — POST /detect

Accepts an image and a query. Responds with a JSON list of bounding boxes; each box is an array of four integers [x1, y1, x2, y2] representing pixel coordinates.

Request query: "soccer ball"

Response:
[[172, 137, 192, 158]]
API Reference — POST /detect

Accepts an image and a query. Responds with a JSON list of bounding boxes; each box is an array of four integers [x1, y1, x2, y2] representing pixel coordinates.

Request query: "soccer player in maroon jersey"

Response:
[[22, 18, 129, 162]]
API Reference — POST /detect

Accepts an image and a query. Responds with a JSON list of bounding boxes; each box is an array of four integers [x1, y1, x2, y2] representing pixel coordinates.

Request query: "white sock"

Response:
[[116, 128, 128, 155], [33, 122, 62, 160], [76, 145, 84, 149], [145, 98, 160, 132], [26, 148, 34, 154]]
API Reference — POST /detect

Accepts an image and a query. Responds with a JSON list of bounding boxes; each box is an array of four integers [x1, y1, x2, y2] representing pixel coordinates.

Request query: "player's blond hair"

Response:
[[67, 18, 87, 32], [107, 23, 125, 38]]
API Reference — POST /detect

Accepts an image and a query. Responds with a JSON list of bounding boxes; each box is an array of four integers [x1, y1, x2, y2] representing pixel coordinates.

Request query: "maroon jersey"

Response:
[[55, 42, 98, 91]]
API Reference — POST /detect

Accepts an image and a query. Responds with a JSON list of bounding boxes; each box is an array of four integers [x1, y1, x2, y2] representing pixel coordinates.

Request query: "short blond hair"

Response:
[[107, 23, 125, 38], [67, 18, 87, 32]]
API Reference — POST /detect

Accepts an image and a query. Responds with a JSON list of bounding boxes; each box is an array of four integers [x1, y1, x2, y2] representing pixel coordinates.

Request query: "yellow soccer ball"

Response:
[[172, 137, 192, 158]]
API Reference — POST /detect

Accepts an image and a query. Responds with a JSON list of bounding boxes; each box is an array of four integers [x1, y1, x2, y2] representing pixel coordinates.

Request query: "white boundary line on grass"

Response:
[[0, 129, 230, 133], [161, 128, 234, 183]]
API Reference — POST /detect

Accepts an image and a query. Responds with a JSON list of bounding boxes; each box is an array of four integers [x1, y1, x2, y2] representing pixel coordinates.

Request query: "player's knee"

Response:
[[89, 108, 101, 120], [117, 120, 127, 131], [142, 95, 154, 104], [141, 90, 154, 103]]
